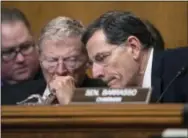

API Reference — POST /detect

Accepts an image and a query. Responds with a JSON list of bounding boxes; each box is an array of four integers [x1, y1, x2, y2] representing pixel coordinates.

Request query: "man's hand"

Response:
[[48, 76, 75, 105]]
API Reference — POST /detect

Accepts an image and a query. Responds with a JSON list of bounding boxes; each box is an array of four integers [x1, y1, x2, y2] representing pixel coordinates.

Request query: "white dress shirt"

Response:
[[142, 48, 154, 88], [42, 86, 51, 100]]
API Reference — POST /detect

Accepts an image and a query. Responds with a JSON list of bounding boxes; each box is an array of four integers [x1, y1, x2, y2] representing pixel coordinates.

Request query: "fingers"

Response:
[[47, 75, 76, 105]]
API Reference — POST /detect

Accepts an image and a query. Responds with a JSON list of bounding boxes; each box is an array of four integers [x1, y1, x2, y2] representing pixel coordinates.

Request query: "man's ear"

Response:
[[125, 36, 142, 60]]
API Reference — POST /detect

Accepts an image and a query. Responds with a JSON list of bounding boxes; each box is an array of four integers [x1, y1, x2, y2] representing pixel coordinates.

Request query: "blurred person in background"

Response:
[[1, 7, 42, 86]]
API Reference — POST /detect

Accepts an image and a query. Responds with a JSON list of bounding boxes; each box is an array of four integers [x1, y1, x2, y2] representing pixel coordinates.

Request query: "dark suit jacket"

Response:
[[2, 76, 106, 105], [151, 47, 188, 103], [1, 68, 44, 87], [2, 47, 188, 104]]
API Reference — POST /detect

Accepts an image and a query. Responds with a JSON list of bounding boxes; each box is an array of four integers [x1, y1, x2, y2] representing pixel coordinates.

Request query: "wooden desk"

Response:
[[1, 104, 185, 138]]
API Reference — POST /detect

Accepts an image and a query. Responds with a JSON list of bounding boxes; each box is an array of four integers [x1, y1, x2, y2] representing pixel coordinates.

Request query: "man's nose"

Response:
[[92, 63, 105, 79], [55, 60, 68, 76], [15, 53, 25, 63]]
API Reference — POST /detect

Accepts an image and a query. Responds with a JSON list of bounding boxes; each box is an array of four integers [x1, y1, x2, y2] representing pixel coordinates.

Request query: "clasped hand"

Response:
[[48, 75, 75, 105]]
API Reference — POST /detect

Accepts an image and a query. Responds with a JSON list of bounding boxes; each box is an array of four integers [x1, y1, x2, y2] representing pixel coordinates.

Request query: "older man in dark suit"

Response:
[[2, 16, 105, 105]]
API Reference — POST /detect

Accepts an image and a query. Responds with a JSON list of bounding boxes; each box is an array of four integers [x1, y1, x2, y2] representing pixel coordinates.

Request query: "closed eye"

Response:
[[46, 57, 58, 62], [21, 43, 32, 50], [2, 48, 15, 55], [95, 52, 111, 63], [65, 57, 77, 62]]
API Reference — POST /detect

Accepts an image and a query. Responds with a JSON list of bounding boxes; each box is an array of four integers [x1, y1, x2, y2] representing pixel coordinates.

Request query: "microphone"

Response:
[[156, 66, 187, 103]]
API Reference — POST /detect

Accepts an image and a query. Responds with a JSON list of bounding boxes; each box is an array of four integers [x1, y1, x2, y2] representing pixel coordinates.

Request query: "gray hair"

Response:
[[38, 16, 85, 49]]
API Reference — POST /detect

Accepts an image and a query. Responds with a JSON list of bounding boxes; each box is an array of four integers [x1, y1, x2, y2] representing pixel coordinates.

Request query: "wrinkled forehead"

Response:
[[40, 36, 85, 57], [1, 21, 33, 48]]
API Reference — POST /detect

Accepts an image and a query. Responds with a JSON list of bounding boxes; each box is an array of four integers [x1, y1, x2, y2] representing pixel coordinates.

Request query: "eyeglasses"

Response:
[[40, 55, 87, 73], [2, 42, 35, 62], [88, 46, 120, 67]]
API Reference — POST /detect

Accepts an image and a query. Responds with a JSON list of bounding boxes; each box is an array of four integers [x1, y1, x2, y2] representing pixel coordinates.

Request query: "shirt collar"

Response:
[[142, 48, 154, 88]]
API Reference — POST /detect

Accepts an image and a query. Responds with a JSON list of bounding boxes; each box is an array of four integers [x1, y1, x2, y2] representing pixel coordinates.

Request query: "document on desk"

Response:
[[162, 129, 188, 138]]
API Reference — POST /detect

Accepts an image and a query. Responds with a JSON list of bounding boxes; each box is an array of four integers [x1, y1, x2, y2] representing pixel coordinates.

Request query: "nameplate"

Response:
[[71, 88, 151, 104]]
